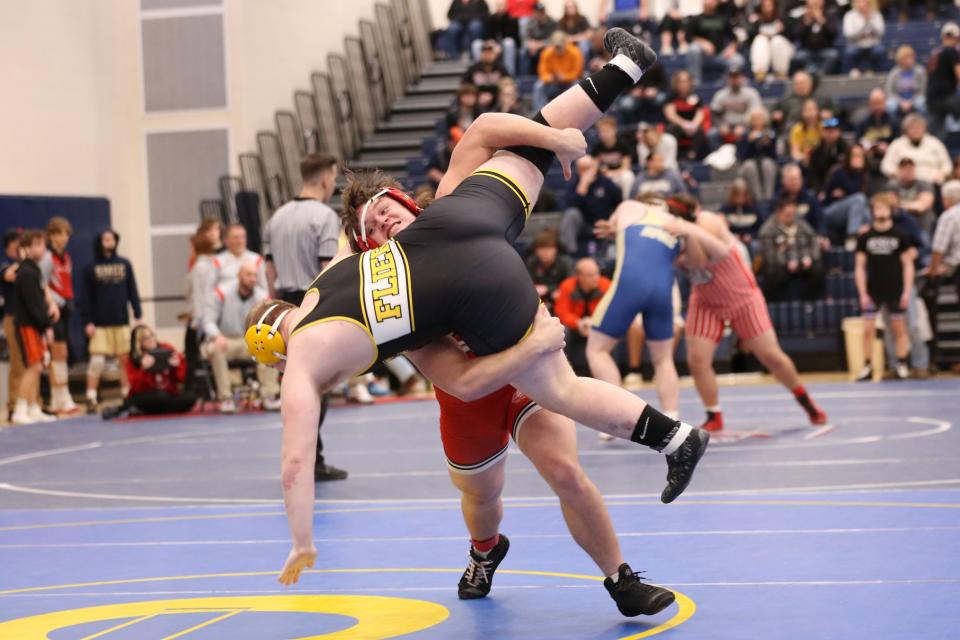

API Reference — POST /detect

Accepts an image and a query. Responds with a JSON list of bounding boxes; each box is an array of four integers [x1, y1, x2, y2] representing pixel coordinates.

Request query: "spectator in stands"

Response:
[[82, 229, 141, 411], [772, 70, 833, 133], [858, 88, 900, 163], [554, 257, 610, 374], [2, 230, 25, 421], [884, 45, 927, 118], [184, 222, 219, 396], [202, 262, 280, 414], [444, 0, 490, 59], [427, 128, 462, 188], [40, 217, 80, 416], [476, 1, 520, 75], [629, 152, 688, 198], [597, 0, 643, 29], [616, 62, 669, 126], [777, 163, 825, 234], [924, 180, 960, 362], [758, 198, 826, 301], [790, 0, 839, 75], [925, 22, 960, 136], [737, 106, 779, 202], [217, 223, 266, 290], [663, 70, 711, 161], [590, 116, 635, 197], [558, 1, 593, 58], [710, 65, 763, 148], [533, 30, 584, 112], [888, 188, 932, 268], [887, 157, 937, 235], [561, 155, 623, 252], [854, 193, 916, 381], [720, 177, 766, 246], [881, 114, 953, 185], [103, 325, 195, 419], [789, 98, 823, 166], [522, 2, 558, 73], [10, 230, 54, 425], [658, 0, 698, 55], [808, 117, 848, 192], [951, 156, 960, 182], [841, 0, 885, 78], [684, 0, 745, 85], [584, 25, 612, 72], [446, 83, 482, 131], [636, 123, 679, 172], [493, 77, 526, 114], [823, 143, 874, 246], [526, 229, 575, 310], [463, 41, 512, 109], [747, 0, 793, 82]]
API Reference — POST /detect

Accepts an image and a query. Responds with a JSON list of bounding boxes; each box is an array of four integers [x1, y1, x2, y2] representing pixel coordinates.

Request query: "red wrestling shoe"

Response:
[[700, 411, 724, 432]]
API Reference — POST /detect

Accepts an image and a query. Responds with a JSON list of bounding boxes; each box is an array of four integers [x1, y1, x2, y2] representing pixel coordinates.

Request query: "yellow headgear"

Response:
[[244, 304, 293, 365]]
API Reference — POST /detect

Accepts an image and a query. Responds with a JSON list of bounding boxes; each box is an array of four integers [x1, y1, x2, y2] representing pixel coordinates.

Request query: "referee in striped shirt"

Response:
[[264, 153, 347, 481]]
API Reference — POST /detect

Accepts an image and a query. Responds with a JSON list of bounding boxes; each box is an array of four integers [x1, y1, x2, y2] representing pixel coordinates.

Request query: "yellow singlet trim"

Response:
[[290, 316, 379, 376], [473, 168, 531, 217]]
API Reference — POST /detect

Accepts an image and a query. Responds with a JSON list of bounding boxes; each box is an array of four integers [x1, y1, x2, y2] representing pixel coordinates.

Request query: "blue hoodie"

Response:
[[80, 230, 142, 327]]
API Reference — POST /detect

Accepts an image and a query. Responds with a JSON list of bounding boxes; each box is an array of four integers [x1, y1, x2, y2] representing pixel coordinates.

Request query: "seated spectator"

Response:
[[788, 98, 823, 166], [636, 123, 679, 172], [522, 2, 558, 74], [658, 0, 701, 55], [597, 0, 642, 29], [710, 65, 763, 147], [857, 88, 900, 163], [758, 198, 825, 301], [526, 229, 575, 310], [463, 41, 512, 109], [629, 152, 688, 198], [561, 155, 622, 252], [616, 61, 669, 126], [216, 223, 266, 289], [881, 114, 953, 185], [888, 189, 932, 268], [842, 0, 885, 77], [584, 25, 612, 72], [684, 0, 745, 85], [663, 70, 711, 161], [558, 0, 593, 58], [590, 116, 636, 197], [103, 325, 195, 419], [445, 83, 482, 131], [777, 163, 825, 235], [808, 117, 848, 192], [426, 129, 462, 188], [737, 106, 779, 202], [533, 31, 583, 112], [493, 77, 527, 114], [822, 143, 874, 246], [720, 177, 766, 245], [202, 262, 280, 413], [887, 157, 937, 235], [790, 0, 839, 75], [884, 45, 927, 118], [443, 0, 490, 59], [772, 70, 834, 133], [475, 1, 520, 75], [924, 180, 960, 363], [924, 22, 960, 136], [554, 257, 611, 374], [747, 0, 793, 82]]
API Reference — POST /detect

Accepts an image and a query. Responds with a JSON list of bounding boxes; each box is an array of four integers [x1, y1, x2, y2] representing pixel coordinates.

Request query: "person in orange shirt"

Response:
[[534, 31, 585, 111], [554, 257, 610, 373]]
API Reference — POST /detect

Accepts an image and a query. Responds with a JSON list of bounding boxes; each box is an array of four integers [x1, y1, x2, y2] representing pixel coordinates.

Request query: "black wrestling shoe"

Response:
[[661, 427, 710, 504], [604, 564, 675, 617], [458, 534, 510, 599], [314, 463, 348, 482], [603, 27, 658, 75]]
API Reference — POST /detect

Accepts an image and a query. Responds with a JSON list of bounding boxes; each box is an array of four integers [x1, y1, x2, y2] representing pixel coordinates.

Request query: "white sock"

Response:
[[706, 404, 721, 413], [607, 571, 620, 583], [609, 53, 643, 83], [665, 410, 679, 421], [662, 421, 693, 456], [14, 399, 27, 415], [86, 389, 97, 403]]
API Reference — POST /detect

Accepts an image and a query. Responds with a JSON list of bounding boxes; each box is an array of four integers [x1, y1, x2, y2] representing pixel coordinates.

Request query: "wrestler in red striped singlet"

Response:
[[686, 246, 772, 344]]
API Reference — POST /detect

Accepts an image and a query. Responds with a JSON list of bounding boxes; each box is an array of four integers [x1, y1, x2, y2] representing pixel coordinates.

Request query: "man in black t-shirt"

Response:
[[925, 23, 960, 135], [854, 193, 916, 381], [684, 0, 744, 85]]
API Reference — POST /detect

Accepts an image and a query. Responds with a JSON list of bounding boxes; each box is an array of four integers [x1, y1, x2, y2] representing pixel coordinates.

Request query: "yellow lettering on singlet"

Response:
[[369, 246, 402, 322]]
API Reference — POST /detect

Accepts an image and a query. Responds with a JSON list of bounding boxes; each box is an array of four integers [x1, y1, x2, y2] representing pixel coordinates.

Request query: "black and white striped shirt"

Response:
[[932, 204, 960, 269], [263, 197, 339, 292]]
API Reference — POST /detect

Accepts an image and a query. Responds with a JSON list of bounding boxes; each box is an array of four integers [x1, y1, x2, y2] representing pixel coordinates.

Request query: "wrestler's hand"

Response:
[[593, 219, 615, 239], [278, 545, 317, 586], [527, 307, 566, 354], [554, 128, 588, 180]]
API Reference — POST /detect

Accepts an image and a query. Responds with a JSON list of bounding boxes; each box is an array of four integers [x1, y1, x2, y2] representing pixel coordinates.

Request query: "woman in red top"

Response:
[[663, 70, 711, 160]]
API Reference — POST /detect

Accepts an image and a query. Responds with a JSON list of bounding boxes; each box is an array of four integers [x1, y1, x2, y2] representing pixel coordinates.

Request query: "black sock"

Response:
[[630, 405, 681, 451], [578, 64, 635, 112]]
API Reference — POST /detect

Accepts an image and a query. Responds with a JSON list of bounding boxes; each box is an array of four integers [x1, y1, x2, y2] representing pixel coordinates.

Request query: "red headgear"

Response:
[[354, 188, 422, 251]]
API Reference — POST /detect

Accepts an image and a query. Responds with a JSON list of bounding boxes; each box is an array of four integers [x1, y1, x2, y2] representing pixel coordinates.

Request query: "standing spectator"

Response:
[[925, 22, 960, 136], [788, 98, 823, 166], [82, 229, 141, 411], [2, 231, 24, 420], [854, 194, 916, 381], [737, 106, 779, 203], [446, 83, 482, 131], [590, 116, 636, 198], [663, 70, 711, 161], [684, 0, 745, 85], [558, 0, 593, 59], [758, 199, 825, 301], [747, 0, 793, 82], [554, 257, 611, 374], [841, 0, 885, 77], [263, 153, 346, 482], [202, 262, 280, 413], [39, 217, 80, 415], [790, 0, 839, 75], [709, 66, 763, 147], [777, 163, 825, 234], [522, 2, 558, 74], [884, 45, 927, 118], [561, 155, 622, 252], [822, 143, 873, 246], [184, 222, 220, 397], [857, 88, 900, 163], [924, 180, 960, 362], [463, 41, 512, 109], [11, 231, 54, 424], [887, 158, 937, 235], [636, 123, 679, 171], [444, 0, 490, 59], [720, 177, 766, 246], [533, 31, 583, 112], [216, 223, 266, 290], [629, 152, 688, 198], [881, 114, 953, 185], [476, 2, 520, 75], [526, 229, 575, 310], [808, 117, 848, 193]]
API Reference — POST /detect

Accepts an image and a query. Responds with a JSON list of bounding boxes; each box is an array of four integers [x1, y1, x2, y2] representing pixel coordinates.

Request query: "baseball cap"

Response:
[[942, 22, 959, 38], [822, 117, 840, 128]]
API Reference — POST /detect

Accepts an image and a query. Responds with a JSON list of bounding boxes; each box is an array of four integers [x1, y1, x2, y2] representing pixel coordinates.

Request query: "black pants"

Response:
[[183, 326, 201, 395], [128, 389, 197, 415], [921, 270, 960, 367], [279, 289, 329, 468]]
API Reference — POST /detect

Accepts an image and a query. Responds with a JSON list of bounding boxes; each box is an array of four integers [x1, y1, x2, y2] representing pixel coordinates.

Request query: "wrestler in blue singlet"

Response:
[[591, 208, 680, 341]]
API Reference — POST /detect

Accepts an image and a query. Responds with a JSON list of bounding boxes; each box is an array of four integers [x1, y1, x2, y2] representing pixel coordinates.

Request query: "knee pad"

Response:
[[88, 354, 106, 379]]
